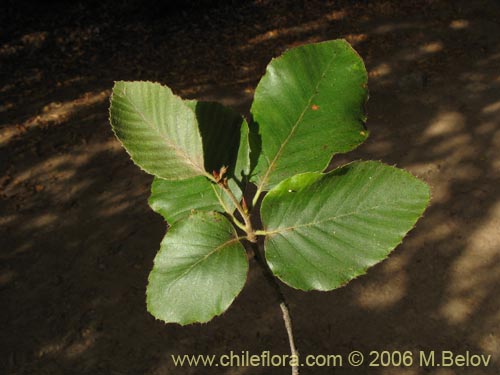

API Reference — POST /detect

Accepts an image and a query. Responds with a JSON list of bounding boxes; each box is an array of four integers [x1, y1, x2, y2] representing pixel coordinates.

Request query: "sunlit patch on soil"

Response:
[[449, 19, 470, 30], [423, 112, 465, 138], [0, 89, 110, 147], [440, 202, 500, 325]]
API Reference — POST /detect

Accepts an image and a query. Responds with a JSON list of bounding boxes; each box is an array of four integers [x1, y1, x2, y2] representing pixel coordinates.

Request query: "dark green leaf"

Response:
[[147, 211, 248, 325], [185, 100, 244, 175], [250, 40, 369, 191], [234, 118, 251, 185], [260, 161, 430, 291]]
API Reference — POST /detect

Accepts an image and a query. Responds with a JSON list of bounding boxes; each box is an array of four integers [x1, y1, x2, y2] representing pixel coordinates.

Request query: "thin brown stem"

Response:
[[217, 179, 256, 243], [207, 168, 256, 241], [250, 242, 300, 375]]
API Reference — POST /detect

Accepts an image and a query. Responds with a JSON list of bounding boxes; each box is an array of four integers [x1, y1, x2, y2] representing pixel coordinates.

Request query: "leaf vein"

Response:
[[256, 54, 337, 191], [116, 87, 204, 175]]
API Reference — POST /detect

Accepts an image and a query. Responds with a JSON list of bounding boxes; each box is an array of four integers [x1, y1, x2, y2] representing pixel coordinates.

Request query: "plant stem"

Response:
[[217, 180, 256, 243], [250, 242, 300, 375], [205, 172, 252, 238], [212, 172, 299, 374]]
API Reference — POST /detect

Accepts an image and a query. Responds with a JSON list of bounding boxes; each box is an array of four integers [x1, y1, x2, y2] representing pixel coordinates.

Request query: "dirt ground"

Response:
[[1, 0, 499, 374]]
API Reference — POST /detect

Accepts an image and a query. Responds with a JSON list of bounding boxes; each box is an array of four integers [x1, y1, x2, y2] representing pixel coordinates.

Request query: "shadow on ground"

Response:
[[1, 1, 499, 374]]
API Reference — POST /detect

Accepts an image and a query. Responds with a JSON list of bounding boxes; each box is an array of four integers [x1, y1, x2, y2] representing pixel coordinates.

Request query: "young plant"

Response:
[[109, 39, 429, 374]]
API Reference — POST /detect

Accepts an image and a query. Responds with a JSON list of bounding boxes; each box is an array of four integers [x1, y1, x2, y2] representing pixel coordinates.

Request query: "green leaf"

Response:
[[110, 81, 205, 180], [148, 175, 241, 224], [234, 118, 251, 185], [148, 101, 250, 224], [260, 161, 430, 291], [185, 100, 244, 175], [250, 40, 369, 192], [147, 211, 248, 325]]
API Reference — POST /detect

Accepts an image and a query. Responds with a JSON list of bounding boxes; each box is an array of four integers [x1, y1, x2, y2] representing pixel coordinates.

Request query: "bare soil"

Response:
[[1, 1, 499, 374]]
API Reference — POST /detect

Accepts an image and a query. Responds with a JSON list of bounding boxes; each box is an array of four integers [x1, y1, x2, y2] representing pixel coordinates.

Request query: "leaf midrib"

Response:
[[264, 204, 390, 236], [256, 54, 337, 191], [159, 236, 242, 291]]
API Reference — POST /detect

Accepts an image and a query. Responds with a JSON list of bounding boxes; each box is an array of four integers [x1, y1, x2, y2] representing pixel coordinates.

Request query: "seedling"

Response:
[[109, 39, 430, 374]]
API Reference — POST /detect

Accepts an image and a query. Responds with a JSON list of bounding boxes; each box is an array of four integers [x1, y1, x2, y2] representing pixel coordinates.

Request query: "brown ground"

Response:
[[1, 1, 499, 374]]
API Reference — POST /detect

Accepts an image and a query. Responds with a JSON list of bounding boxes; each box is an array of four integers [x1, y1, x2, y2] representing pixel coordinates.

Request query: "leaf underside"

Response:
[[250, 39, 369, 191], [110, 81, 205, 180], [261, 161, 430, 291], [147, 211, 248, 325]]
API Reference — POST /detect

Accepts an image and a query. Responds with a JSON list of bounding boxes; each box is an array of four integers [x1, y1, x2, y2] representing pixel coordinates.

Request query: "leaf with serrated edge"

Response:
[[149, 176, 241, 224], [110, 81, 205, 180], [147, 211, 248, 325], [148, 101, 249, 223], [184, 100, 244, 175], [250, 39, 369, 192], [260, 161, 430, 291]]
